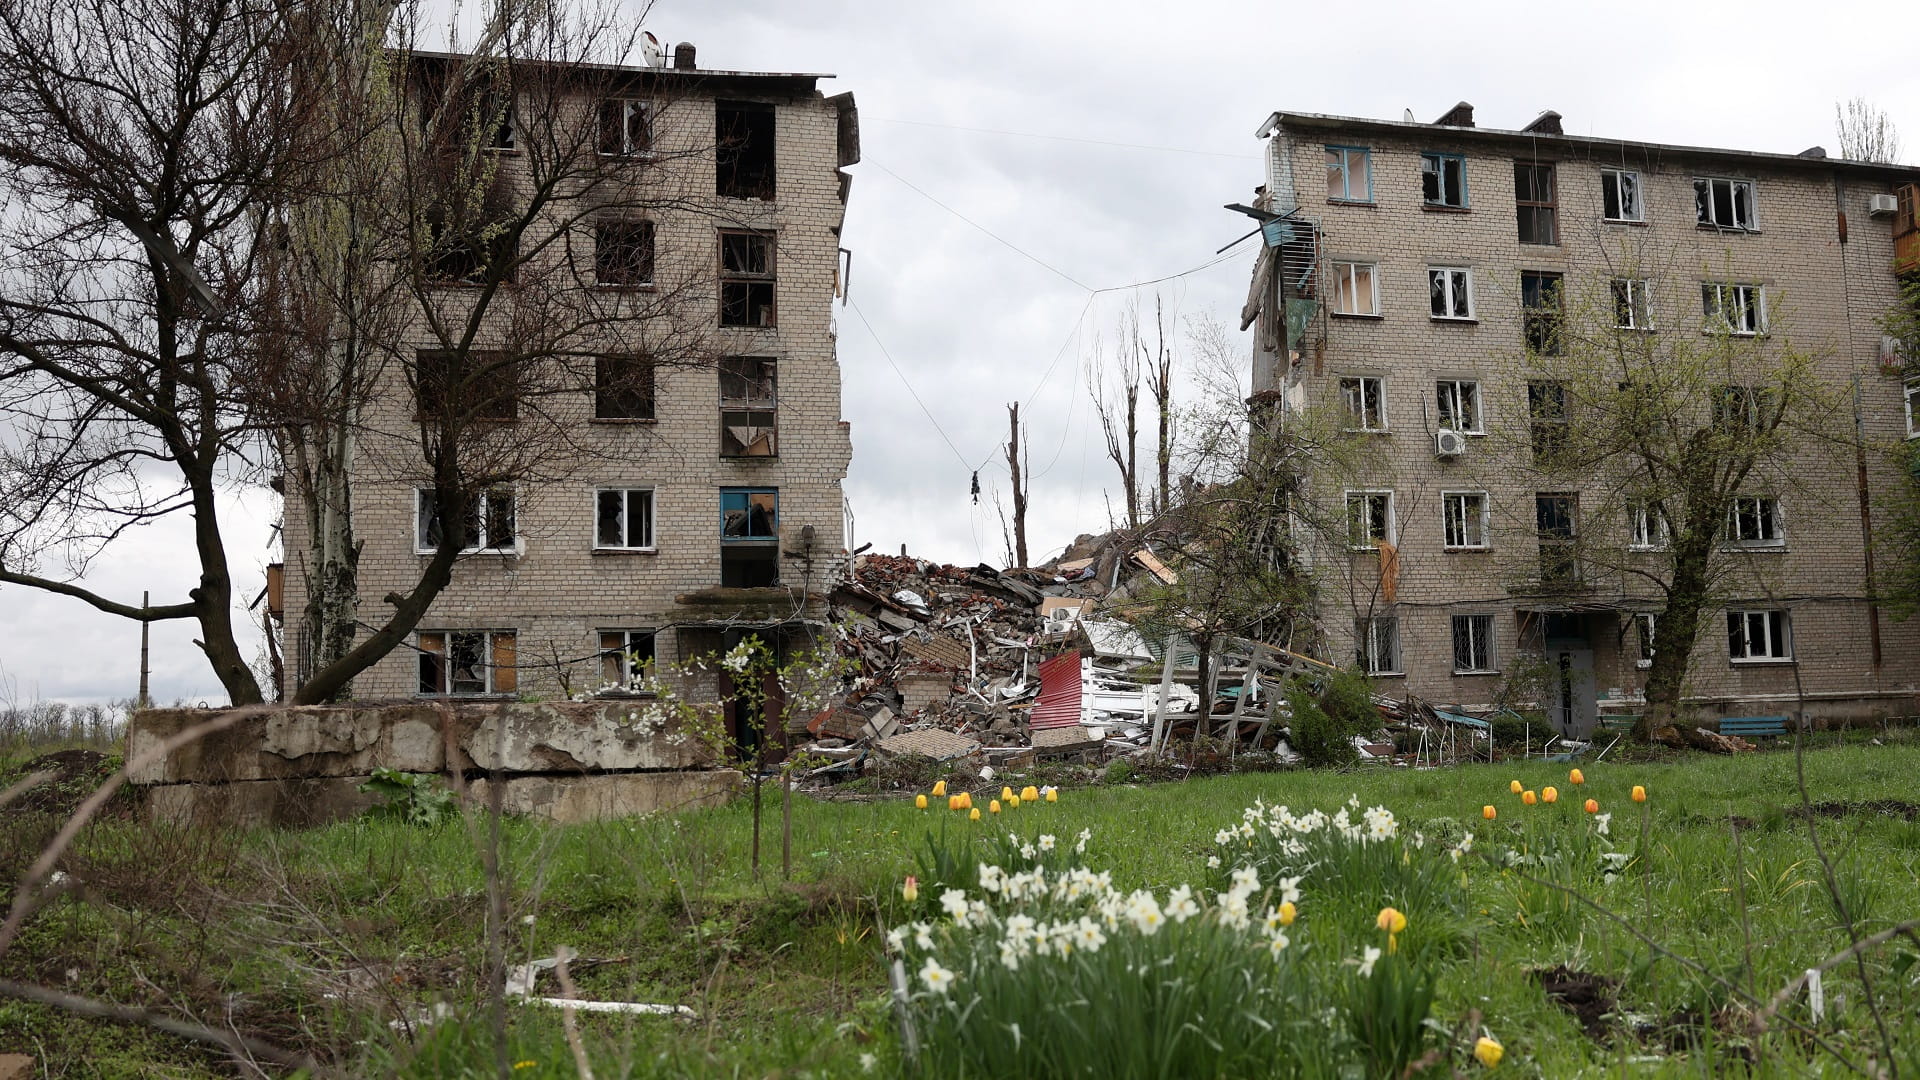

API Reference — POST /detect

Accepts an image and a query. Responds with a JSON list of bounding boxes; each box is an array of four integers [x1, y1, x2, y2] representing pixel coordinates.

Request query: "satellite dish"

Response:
[[1402, 108, 1416, 123], [640, 31, 664, 68]]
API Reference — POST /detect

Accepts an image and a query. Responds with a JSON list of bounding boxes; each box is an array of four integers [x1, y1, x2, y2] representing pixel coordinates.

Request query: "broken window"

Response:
[[418, 65, 515, 152], [1628, 500, 1670, 549], [1521, 271, 1563, 355], [716, 100, 775, 199], [1514, 162, 1558, 245], [1602, 169, 1643, 222], [416, 350, 518, 420], [719, 230, 776, 327], [1451, 613, 1496, 673], [1694, 177, 1756, 230], [1346, 490, 1393, 549], [1535, 492, 1579, 587], [720, 487, 779, 586], [1325, 145, 1372, 203], [599, 98, 652, 157], [1357, 615, 1401, 675], [1727, 609, 1791, 662], [1442, 491, 1489, 549], [1428, 267, 1474, 320], [1338, 376, 1386, 431], [1612, 278, 1654, 330], [594, 354, 655, 420], [1906, 377, 1920, 438], [1528, 380, 1569, 461], [1635, 612, 1657, 668], [1710, 384, 1774, 430], [1726, 496, 1784, 546], [598, 628, 657, 689], [1421, 152, 1468, 208], [719, 356, 778, 457], [1330, 261, 1380, 316], [424, 212, 518, 284], [415, 488, 516, 554], [595, 487, 655, 550], [418, 630, 516, 695], [595, 221, 655, 287], [1702, 282, 1765, 335], [1435, 379, 1482, 433]]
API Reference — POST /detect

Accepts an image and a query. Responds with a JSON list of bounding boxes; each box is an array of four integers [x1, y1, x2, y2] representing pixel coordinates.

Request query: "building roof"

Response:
[[406, 49, 833, 93], [1257, 110, 1920, 180]]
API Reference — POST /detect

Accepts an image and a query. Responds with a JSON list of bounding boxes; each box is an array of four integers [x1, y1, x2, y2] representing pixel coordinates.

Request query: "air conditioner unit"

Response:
[[1868, 192, 1900, 218], [1435, 429, 1467, 457]]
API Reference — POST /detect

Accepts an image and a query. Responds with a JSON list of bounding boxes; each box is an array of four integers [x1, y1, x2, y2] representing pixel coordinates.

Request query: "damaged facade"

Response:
[[1242, 104, 1920, 732]]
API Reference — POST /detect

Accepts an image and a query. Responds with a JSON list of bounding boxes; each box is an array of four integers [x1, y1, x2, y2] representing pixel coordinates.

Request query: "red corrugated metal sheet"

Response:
[[1030, 651, 1083, 730]]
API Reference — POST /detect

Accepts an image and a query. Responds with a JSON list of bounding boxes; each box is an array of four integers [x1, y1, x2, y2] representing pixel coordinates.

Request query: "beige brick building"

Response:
[[1243, 104, 1920, 732], [276, 47, 858, 735]]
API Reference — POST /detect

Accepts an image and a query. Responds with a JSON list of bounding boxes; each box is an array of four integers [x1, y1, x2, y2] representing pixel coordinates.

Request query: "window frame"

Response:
[[1428, 267, 1475, 321], [593, 220, 656, 288], [1329, 261, 1381, 317], [720, 487, 780, 587], [1612, 277, 1655, 330], [1906, 377, 1920, 439], [1627, 500, 1671, 551], [416, 349, 519, 421], [598, 628, 658, 691], [1325, 145, 1374, 204], [1435, 378, 1484, 434], [1441, 490, 1490, 550], [1601, 168, 1645, 223], [1358, 614, 1402, 676], [718, 229, 777, 328], [594, 486, 657, 552], [1535, 491, 1580, 586], [1514, 161, 1558, 246], [719, 356, 779, 458], [1451, 613, 1497, 674], [1345, 489, 1396, 550], [1727, 608, 1792, 663], [1702, 282, 1767, 336], [1725, 495, 1785, 548], [1694, 176, 1758, 231], [593, 354, 655, 421], [1338, 375, 1388, 432], [1521, 271, 1565, 355], [1420, 151, 1469, 209], [417, 629, 517, 696], [598, 97, 653, 158], [1634, 612, 1657, 669], [1527, 379, 1569, 461], [414, 487, 518, 555]]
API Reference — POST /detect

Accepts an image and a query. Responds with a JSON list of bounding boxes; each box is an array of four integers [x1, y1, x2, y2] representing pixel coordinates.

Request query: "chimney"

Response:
[[1433, 101, 1474, 128], [673, 41, 696, 70], [1522, 110, 1563, 135], [1797, 145, 1828, 159]]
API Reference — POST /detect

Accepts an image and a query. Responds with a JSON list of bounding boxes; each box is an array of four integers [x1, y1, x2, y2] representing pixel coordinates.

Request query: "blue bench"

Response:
[[1719, 715, 1790, 739]]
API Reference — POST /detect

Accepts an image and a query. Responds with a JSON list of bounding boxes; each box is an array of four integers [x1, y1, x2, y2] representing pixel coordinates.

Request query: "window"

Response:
[[418, 630, 516, 695], [1907, 378, 1920, 439], [1528, 380, 1569, 461], [1694, 177, 1756, 230], [720, 488, 779, 586], [1339, 376, 1386, 431], [1514, 162, 1558, 245], [415, 488, 517, 554], [716, 100, 775, 199], [719, 230, 776, 327], [1421, 152, 1468, 208], [1634, 613, 1657, 669], [720, 356, 778, 457], [595, 487, 655, 550], [1536, 493, 1579, 586], [1727, 609, 1792, 662], [1601, 169, 1644, 222], [1522, 271, 1564, 355], [417, 349, 518, 420], [1358, 615, 1401, 675], [1726, 496, 1784, 547], [1452, 614, 1496, 673], [1628, 500, 1670, 550], [423, 212, 517, 284], [1428, 268, 1474, 320], [1435, 379, 1482, 433], [1330, 262, 1380, 316], [594, 221, 655, 287], [1346, 490, 1394, 549], [1612, 278, 1654, 330], [1325, 146, 1373, 203], [1702, 283, 1766, 335], [1711, 384, 1774, 430], [598, 98, 652, 156], [594, 354, 655, 420], [1442, 491, 1489, 549], [599, 629, 657, 690]]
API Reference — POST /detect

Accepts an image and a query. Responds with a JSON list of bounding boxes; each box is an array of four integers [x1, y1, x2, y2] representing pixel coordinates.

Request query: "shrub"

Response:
[[1288, 667, 1378, 767]]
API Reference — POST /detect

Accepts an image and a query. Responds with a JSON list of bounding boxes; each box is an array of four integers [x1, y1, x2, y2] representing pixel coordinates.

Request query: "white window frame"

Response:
[[1702, 282, 1766, 336], [1612, 278, 1654, 330], [1421, 152, 1469, 208], [1628, 501, 1670, 550], [1694, 176, 1757, 231], [1338, 375, 1387, 432], [598, 628, 658, 691], [417, 629, 516, 696], [598, 98, 653, 158], [1441, 490, 1490, 550], [1325, 145, 1373, 203], [1428, 267, 1475, 320], [1727, 609, 1792, 663], [1451, 613, 1497, 674], [1329, 261, 1381, 317], [1435, 379, 1483, 434], [1359, 614, 1402, 675], [1905, 377, 1919, 439], [1601, 169, 1644, 223], [1345, 489, 1395, 550], [1634, 612, 1657, 669], [1725, 496, 1785, 548], [414, 488, 517, 555], [594, 487, 657, 551]]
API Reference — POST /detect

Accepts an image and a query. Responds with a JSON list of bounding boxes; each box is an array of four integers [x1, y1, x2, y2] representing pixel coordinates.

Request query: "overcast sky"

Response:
[[2, 0, 1914, 706]]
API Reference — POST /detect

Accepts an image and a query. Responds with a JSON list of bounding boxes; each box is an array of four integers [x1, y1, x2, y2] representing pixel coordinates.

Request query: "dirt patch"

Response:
[[1792, 800, 1920, 821], [3, 749, 127, 818], [1534, 965, 1619, 1040]]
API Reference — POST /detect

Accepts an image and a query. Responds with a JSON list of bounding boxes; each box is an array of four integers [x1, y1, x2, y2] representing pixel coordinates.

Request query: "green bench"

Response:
[[1719, 715, 1790, 739], [1598, 715, 1639, 734]]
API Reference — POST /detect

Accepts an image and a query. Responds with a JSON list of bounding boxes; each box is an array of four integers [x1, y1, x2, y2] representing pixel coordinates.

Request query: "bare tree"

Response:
[[1144, 295, 1175, 518], [1835, 98, 1903, 165], [1005, 402, 1029, 567], [1085, 316, 1141, 530]]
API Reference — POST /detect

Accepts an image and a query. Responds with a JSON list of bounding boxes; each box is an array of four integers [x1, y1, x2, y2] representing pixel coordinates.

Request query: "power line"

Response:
[[846, 298, 974, 473], [869, 161, 1093, 291], [874, 117, 1256, 161]]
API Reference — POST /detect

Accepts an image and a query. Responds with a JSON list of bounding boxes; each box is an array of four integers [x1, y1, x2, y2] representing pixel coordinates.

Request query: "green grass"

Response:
[[4, 736, 1920, 1076]]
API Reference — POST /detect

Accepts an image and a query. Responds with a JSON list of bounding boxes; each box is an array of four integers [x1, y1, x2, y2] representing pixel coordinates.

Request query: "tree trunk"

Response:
[[1007, 403, 1028, 568], [1640, 530, 1716, 739]]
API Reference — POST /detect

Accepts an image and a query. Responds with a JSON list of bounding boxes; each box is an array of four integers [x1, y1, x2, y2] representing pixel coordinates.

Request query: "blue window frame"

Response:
[[1325, 145, 1373, 203], [1421, 152, 1468, 208]]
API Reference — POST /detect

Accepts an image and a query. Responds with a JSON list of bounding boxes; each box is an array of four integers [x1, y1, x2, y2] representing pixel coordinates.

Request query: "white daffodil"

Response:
[[1274, 875, 1302, 906], [978, 864, 1005, 893], [913, 922, 935, 951], [1356, 945, 1382, 978], [885, 926, 908, 953], [1594, 812, 1612, 837], [1038, 833, 1056, 852], [1167, 884, 1200, 923], [939, 888, 969, 922], [1206, 855, 1222, 870], [1230, 865, 1260, 893], [919, 955, 956, 995], [1268, 932, 1291, 959]]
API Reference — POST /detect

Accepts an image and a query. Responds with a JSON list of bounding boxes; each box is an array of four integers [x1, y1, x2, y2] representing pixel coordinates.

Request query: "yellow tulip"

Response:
[[1021, 785, 1039, 803], [1542, 786, 1558, 804], [1632, 785, 1648, 803], [1482, 804, 1497, 820], [1002, 786, 1014, 803], [1045, 788, 1058, 803], [1474, 1036, 1503, 1068], [958, 792, 973, 809], [1376, 907, 1407, 934], [989, 799, 1002, 814], [931, 780, 946, 797], [969, 807, 981, 821], [1509, 779, 1523, 794], [946, 795, 958, 811], [1279, 901, 1296, 926], [1008, 794, 1020, 809], [1569, 768, 1585, 785], [1584, 798, 1599, 814], [902, 876, 919, 903], [915, 794, 928, 809], [1522, 789, 1537, 805]]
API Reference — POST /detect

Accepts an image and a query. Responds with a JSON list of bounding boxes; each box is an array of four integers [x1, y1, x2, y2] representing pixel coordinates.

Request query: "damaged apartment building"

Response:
[[1240, 103, 1920, 732], [273, 43, 859, 734]]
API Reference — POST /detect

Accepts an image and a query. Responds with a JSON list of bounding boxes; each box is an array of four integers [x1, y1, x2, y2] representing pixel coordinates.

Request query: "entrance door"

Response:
[[1548, 648, 1597, 738]]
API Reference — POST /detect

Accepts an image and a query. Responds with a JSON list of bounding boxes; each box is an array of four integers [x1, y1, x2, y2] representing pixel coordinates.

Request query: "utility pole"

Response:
[[138, 589, 151, 710], [1006, 403, 1029, 568]]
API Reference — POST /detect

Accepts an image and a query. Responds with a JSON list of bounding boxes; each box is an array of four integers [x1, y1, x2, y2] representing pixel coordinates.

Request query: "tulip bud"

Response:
[[1509, 779, 1523, 794], [915, 794, 928, 809], [1632, 785, 1647, 803], [1045, 788, 1058, 802], [1008, 795, 1020, 808], [1279, 901, 1296, 926], [1001, 786, 1014, 803], [969, 807, 981, 821], [931, 780, 947, 797], [1021, 785, 1039, 803], [1584, 798, 1599, 813], [1375, 907, 1407, 934], [902, 876, 919, 903], [1522, 790, 1538, 805], [1482, 804, 1497, 820], [1474, 1036, 1503, 1068], [989, 799, 1001, 814], [1569, 768, 1585, 785], [1542, 786, 1559, 804]]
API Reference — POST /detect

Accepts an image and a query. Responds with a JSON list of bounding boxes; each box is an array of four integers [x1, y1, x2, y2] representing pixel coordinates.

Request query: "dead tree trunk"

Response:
[[1007, 402, 1029, 569], [1146, 297, 1174, 516]]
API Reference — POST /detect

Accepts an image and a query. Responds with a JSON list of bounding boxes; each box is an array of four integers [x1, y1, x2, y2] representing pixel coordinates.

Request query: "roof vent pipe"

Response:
[[673, 42, 696, 69]]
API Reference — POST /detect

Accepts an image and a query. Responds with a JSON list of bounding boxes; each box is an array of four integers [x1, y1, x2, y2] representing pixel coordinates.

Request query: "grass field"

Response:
[[4, 735, 1919, 1077]]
